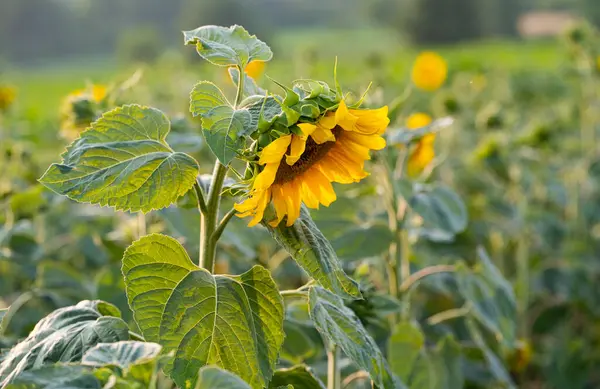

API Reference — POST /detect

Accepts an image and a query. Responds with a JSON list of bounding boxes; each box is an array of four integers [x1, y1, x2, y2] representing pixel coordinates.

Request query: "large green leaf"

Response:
[[82, 341, 162, 369], [456, 248, 516, 345], [190, 82, 231, 118], [122, 234, 285, 389], [5, 365, 101, 389], [183, 25, 272, 67], [269, 365, 326, 389], [431, 336, 463, 389], [410, 184, 468, 236], [200, 105, 253, 165], [265, 206, 361, 299], [0, 301, 129, 386], [39, 105, 199, 212], [331, 224, 394, 261], [229, 68, 266, 96], [308, 287, 404, 389]]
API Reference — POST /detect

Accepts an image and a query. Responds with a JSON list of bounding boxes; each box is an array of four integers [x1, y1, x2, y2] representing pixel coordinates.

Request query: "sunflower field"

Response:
[[2, 9, 600, 389]]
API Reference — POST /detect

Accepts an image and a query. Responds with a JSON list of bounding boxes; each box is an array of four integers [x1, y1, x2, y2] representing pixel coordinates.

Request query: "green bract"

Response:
[[39, 105, 199, 212], [122, 234, 285, 389]]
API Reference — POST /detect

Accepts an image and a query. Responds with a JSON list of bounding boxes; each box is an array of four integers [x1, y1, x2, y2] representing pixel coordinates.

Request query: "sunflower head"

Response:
[[0, 85, 17, 112], [411, 51, 448, 91], [406, 113, 435, 178], [60, 85, 108, 141], [234, 81, 389, 228]]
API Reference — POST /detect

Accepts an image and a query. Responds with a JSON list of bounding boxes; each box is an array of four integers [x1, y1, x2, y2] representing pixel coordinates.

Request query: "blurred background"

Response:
[[1, 0, 599, 120]]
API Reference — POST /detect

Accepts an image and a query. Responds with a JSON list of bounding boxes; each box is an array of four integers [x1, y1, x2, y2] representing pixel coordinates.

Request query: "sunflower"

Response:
[[0, 85, 17, 112], [60, 85, 108, 140], [235, 100, 389, 227], [411, 52, 447, 91], [406, 113, 435, 177]]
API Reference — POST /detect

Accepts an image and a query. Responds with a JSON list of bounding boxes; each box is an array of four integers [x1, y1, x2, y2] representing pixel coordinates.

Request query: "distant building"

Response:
[[517, 11, 579, 38]]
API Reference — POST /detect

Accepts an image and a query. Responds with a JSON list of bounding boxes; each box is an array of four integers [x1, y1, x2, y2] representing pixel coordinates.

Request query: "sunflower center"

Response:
[[274, 126, 342, 185]]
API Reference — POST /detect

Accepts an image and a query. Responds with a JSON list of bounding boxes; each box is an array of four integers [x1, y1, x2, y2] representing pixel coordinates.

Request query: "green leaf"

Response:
[[82, 341, 162, 369], [5, 365, 101, 389], [0, 300, 129, 386], [183, 25, 272, 67], [269, 365, 326, 389], [229, 68, 266, 96], [456, 248, 516, 345], [331, 224, 394, 261], [388, 322, 425, 383], [194, 366, 251, 389], [308, 287, 404, 389], [39, 105, 199, 213], [122, 234, 285, 389], [410, 185, 468, 236], [190, 81, 230, 118], [201, 105, 253, 165], [281, 321, 317, 363], [0, 308, 6, 327], [468, 319, 515, 389], [431, 336, 463, 389], [264, 205, 361, 299]]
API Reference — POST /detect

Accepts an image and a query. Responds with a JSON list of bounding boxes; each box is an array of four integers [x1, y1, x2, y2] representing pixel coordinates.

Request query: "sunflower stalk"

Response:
[[327, 344, 341, 389], [198, 64, 245, 271]]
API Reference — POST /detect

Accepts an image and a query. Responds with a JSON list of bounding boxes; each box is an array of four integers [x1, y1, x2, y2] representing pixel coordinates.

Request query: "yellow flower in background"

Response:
[[235, 100, 389, 227], [406, 113, 436, 178], [596, 55, 600, 72], [0, 85, 17, 111], [244, 60, 266, 79], [411, 52, 447, 91], [60, 84, 108, 141]]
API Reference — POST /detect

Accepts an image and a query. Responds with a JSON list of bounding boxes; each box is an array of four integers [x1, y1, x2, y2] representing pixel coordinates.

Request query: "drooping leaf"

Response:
[[183, 25, 272, 67], [331, 224, 394, 261], [122, 234, 285, 389], [228, 67, 266, 97], [308, 287, 404, 389], [194, 366, 251, 389], [81, 341, 162, 369], [5, 365, 101, 389], [190, 81, 230, 118], [0, 301, 129, 386], [410, 185, 468, 236], [265, 205, 361, 299], [269, 365, 326, 389], [201, 105, 253, 165], [39, 105, 199, 213], [456, 248, 516, 345]]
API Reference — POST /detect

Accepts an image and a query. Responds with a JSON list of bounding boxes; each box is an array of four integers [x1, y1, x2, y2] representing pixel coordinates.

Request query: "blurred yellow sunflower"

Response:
[[244, 60, 266, 79], [235, 100, 389, 227], [406, 113, 435, 177], [411, 52, 447, 91], [0, 85, 17, 111], [60, 85, 107, 140]]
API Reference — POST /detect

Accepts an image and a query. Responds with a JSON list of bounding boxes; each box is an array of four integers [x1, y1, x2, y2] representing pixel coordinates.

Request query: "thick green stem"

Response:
[[199, 162, 227, 272], [198, 65, 245, 271], [327, 344, 341, 389]]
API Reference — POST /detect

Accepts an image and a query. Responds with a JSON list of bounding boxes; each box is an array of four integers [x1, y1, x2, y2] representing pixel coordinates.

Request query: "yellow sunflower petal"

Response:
[[406, 113, 432, 130], [311, 127, 336, 144], [310, 168, 337, 206], [253, 162, 280, 191], [344, 132, 386, 150], [286, 135, 307, 166], [349, 106, 390, 135], [407, 143, 435, 177], [259, 135, 292, 164], [282, 180, 302, 227], [317, 113, 337, 130], [300, 179, 320, 209], [270, 185, 288, 227], [335, 100, 359, 132], [248, 188, 271, 227], [298, 123, 317, 136]]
